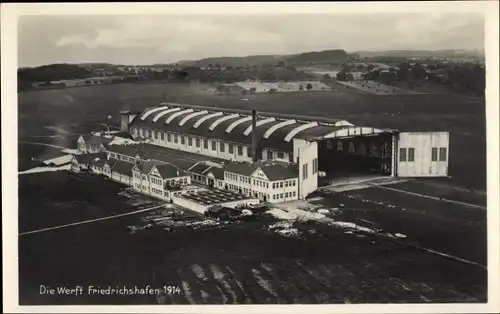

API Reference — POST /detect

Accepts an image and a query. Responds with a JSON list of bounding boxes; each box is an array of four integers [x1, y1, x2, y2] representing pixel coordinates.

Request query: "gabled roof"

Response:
[[155, 164, 187, 178], [225, 160, 298, 181], [87, 134, 113, 147], [111, 160, 135, 175], [73, 152, 107, 165], [205, 166, 225, 180], [134, 160, 164, 174], [187, 162, 212, 175], [107, 144, 149, 158]]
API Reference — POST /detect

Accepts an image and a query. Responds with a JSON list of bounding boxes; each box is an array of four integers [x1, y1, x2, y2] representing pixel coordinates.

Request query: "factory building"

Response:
[[73, 101, 450, 206], [119, 102, 449, 194]]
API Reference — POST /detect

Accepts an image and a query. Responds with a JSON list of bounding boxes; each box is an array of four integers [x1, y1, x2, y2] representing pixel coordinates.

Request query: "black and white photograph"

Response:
[[2, 2, 499, 313]]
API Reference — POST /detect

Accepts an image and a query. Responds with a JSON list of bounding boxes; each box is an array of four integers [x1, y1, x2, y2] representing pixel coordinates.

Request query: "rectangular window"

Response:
[[293, 191, 296, 197], [285, 181, 289, 187], [161, 132, 165, 141], [279, 182, 283, 188], [212, 141, 217, 151], [156, 131, 160, 139], [302, 164, 308, 180], [267, 150, 273, 160], [229, 144, 234, 154], [167, 133, 171, 142], [280, 193, 284, 199], [266, 182, 268, 188], [188, 137, 192, 146], [174, 134, 178, 143], [247, 147, 252, 157], [181, 136, 185, 145], [277, 152, 284, 159], [292, 180, 296, 186], [237, 145, 243, 156], [399, 148, 407, 162], [439, 147, 447, 162], [408, 148, 415, 162], [203, 139, 208, 149], [220, 143, 225, 152], [196, 138, 201, 148], [431, 147, 438, 162]]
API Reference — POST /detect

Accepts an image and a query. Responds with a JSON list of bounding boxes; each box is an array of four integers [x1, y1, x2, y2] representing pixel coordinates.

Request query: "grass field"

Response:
[[17, 82, 487, 305], [19, 172, 486, 305], [18, 81, 486, 190]]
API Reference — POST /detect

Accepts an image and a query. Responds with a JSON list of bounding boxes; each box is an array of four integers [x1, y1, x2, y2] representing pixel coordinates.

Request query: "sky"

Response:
[[18, 13, 485, 67]]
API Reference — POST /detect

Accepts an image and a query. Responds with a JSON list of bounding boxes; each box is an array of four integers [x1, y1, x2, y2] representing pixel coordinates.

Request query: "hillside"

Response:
[[177, 49, 349, 67], [177, 54, 286, 67], [357, 49, 485, 60]]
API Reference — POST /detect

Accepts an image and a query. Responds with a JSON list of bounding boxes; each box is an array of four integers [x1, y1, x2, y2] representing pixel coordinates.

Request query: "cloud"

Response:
[[19, 13, 485, 67]]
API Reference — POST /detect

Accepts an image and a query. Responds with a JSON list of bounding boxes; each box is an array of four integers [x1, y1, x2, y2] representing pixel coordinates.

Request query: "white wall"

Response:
[[136, 128, 289, 163], [294, 138, 319, 199], [397, 132, 449, 177]]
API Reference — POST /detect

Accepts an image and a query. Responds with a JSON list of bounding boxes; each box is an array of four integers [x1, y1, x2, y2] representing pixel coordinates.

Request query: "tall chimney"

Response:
[[251, 110, 258, 162]]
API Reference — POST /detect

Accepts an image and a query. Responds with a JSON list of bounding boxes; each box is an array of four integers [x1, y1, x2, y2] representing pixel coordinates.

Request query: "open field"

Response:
[[17, 82, 487, 305], [19, 81, 486, 190], [19, 171, 486, 305]]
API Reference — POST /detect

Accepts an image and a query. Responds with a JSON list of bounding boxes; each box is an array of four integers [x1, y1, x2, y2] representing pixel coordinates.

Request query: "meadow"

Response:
[[18, 81, 486, 190], [17, 82, 487, 305]]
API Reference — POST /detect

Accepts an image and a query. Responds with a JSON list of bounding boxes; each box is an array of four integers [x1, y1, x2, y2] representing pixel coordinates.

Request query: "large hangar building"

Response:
[[120, 102, 450, 198]]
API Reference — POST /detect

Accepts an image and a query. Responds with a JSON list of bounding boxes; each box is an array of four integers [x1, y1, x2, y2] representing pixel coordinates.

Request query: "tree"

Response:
[[410, 63, 427, 80], [322, 74, 331, 82], [276, 61, 286, 67], [306, 83, 313, 90], [299, 85, 304, 91], [336, 69, 348, 81]]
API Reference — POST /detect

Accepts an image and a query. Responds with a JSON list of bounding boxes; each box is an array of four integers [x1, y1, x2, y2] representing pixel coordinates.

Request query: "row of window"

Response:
[[151, 188, 163, 195], [399, 147, 447, 162], [135, 127, 250, 156], [432, 147, 447, 162], [225, 173, 299, 190], [253, 179, 269, 189], [151, 176, 162, 185], [326, 140, 366, 154], [272, 191, 297, 200], [134, 127, 294, 160], [271, 180, 297, 189], [266, 150, 286, 160]]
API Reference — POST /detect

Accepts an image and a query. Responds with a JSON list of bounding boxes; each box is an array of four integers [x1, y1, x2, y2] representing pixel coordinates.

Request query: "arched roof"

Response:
[[129, 103, 355, 151]]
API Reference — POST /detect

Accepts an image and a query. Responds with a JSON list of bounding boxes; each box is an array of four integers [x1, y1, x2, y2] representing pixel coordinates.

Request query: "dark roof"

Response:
[[188, 162, 211, 175], [107, 144, 149, 158], [155, 164, 187, 178], [87, 134, 113, 147], [134, 160, 165, 174], [129, 104, 352, 152], [111, 160, 135, 175], [205, 166, 225, 180], [73, 152, 107, 165], [258, 161, 298, 181], [224, 160, 298, 181]]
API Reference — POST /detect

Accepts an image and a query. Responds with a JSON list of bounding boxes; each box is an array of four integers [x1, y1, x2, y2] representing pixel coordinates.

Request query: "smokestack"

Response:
[[251, 110, 258, 162]]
